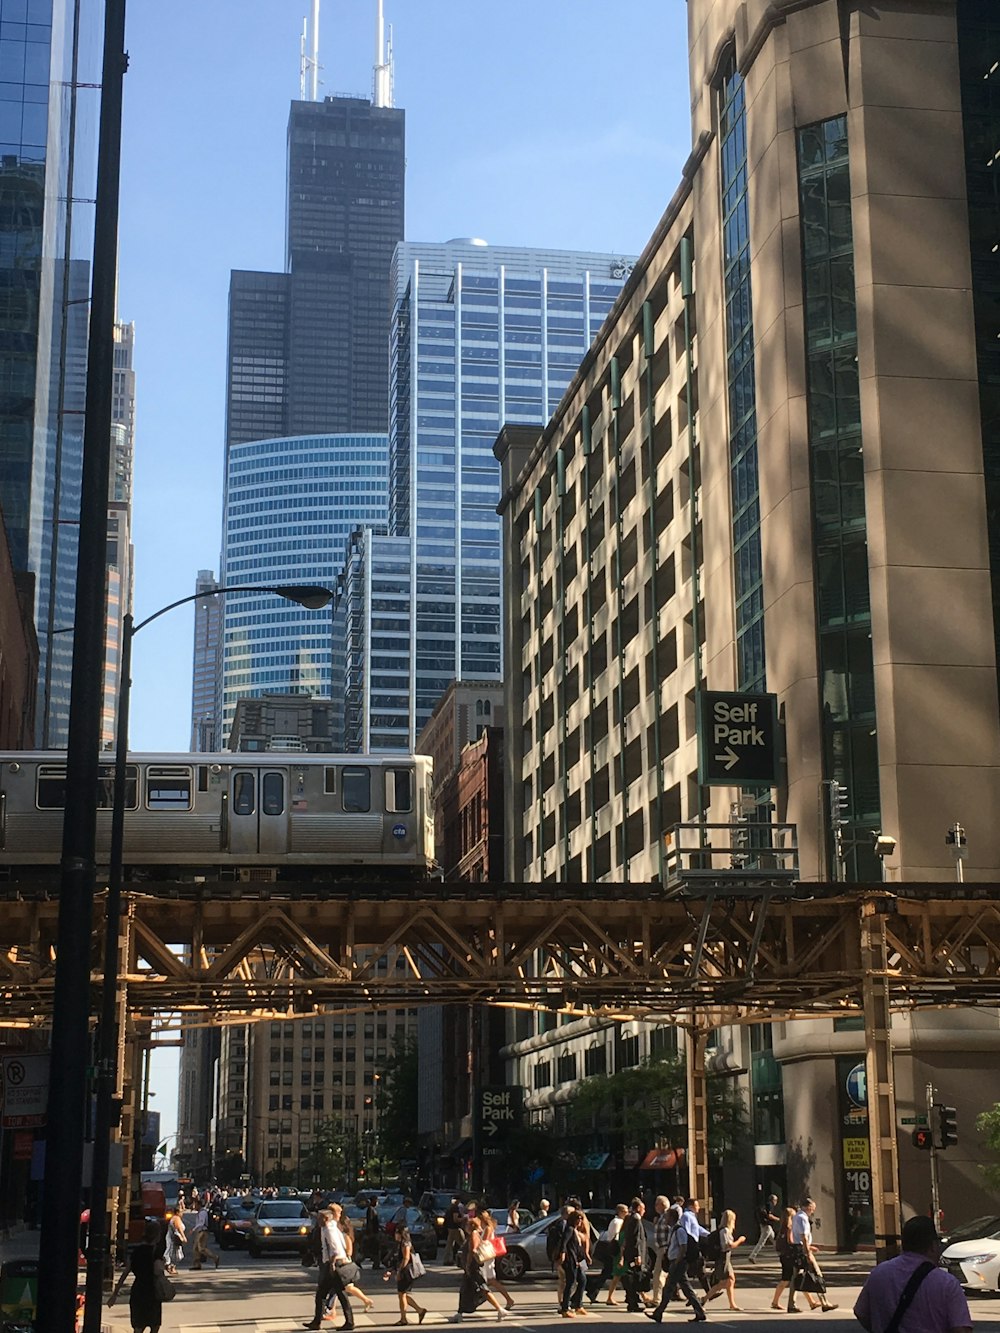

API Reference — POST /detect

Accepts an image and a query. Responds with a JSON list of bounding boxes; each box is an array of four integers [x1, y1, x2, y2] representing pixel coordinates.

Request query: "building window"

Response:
[[556, 1052, 577, 1084], [533, 1061, 552, 1089], [618, 1032, 639, 1069], [584, 1044, 607, 1078], [649, 1025, 678, 1060]]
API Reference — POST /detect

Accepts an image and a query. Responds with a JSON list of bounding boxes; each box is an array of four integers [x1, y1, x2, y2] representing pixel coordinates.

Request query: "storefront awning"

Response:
[[579, 1152, 610, 1170], [639, 1147, 685, 1171]]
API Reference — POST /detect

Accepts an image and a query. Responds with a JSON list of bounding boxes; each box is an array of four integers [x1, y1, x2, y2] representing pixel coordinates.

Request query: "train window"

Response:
[[96, 764, 139, 811], [324, 767, 337, 794], [385, 768, 412, 813], [262, 772, 284, 816], [342, 767, 371, 813], [36, 766, 67, 809], [233, 772, 255, 816], [146, 767, 192, 810]]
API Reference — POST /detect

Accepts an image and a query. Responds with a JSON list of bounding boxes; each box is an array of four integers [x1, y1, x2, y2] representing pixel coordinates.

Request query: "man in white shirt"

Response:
[[789, 1199, 836, 1313], [305, 1206, 355, 1331], [190, 1201, 220, 1270]]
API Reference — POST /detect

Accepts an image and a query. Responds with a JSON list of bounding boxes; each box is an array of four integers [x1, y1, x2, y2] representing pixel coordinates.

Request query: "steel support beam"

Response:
[[685, 1017, 711, 1219], [861, 899, 901, 1261]]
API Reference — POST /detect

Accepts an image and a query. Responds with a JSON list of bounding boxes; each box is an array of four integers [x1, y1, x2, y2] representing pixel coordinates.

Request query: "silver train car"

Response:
[[0, 752, 435, 882]]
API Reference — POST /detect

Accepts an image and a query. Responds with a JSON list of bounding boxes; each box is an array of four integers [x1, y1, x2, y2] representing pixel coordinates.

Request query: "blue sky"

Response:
[[123, 0, 691, 1135]]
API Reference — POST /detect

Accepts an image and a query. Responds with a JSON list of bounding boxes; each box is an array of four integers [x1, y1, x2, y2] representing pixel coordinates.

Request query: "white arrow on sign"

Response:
[[483, 1121, 498, 1137], [714, 745, 739, 771]]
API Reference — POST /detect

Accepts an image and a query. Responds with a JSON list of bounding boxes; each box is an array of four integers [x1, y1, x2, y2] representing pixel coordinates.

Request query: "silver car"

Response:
[[247, 1199, 313, 1257]]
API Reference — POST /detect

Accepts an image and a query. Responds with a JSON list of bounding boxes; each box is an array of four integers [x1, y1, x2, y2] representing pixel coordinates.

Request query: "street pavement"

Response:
[[2, 1239, 998, 1333]]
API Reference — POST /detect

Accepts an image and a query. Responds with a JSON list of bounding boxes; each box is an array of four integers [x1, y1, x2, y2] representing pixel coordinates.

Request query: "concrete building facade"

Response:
[[497, 0, 1000, 1242]]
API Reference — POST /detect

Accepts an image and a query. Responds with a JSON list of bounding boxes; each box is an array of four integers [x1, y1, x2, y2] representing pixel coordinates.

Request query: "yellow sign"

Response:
[[843, 1137, 870, 1169]]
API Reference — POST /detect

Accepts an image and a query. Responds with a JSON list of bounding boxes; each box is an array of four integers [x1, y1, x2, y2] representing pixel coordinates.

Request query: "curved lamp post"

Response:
[[82, 583, 334, 1330]]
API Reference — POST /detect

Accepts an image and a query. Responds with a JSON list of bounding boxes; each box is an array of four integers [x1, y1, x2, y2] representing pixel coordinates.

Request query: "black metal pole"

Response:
[[82, 612, 132, 1332], [35, 0, 128, 1324]]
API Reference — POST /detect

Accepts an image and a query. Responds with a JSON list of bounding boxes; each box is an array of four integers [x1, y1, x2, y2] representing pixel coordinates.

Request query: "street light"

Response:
[[83, 582, 334, 1330]]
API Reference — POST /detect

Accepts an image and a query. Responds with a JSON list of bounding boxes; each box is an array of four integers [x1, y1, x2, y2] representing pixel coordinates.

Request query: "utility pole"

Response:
[[945, 823, 967, 882], [926, 1081, 941, 1228]]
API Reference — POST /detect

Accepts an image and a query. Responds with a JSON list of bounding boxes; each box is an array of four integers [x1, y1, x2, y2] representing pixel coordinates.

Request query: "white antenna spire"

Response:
[[299, 16, 307, 100], [310, 0, 320, 101], [373, 0, 393, 107]]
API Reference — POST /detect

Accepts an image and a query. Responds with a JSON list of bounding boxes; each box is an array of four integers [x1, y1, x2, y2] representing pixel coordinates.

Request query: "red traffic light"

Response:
[[911, 1128, 932, 1150]]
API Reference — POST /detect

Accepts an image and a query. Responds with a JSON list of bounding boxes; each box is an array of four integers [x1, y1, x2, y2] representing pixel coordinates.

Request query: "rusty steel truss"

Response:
[[0, 880, 998, 1020]]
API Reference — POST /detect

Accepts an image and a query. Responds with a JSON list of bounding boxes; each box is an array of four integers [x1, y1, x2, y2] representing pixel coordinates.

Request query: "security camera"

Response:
[[872, 832, 896, 859]]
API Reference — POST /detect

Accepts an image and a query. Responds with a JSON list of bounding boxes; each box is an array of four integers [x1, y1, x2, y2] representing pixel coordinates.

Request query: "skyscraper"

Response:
[[101, 319, 135, 749], [225, 91, 404, 449], [218, 431, 389, 743], [0, 0, 104, 746], [190, 569, 221, 752], [341, 240, 633, 750]]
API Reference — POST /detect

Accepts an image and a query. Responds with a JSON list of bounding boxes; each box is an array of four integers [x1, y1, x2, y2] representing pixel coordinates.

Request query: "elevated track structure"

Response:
[[1, 877, 998, 1258]]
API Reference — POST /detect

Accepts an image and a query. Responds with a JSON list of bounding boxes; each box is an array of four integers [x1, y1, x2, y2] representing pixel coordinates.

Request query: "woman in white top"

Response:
[[164, 1200, 186, 1275], [704, 1209, 746, 1311], [603, 1203, 629, 1305]]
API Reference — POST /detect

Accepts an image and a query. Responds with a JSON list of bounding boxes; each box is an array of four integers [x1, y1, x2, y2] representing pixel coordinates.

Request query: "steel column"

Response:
[[861, 897, 901, 1261]]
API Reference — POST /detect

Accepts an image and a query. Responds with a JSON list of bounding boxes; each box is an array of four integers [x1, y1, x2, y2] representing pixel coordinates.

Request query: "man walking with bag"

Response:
[[305, 1206, 357, 1331], [855, 1216, 972, 1333], [789, 1199, 837, 1313]]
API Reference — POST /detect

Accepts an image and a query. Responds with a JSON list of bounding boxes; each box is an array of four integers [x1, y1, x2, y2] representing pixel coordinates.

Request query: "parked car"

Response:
[[496, 1209, 653, 1282], [213, 1196, 258, 1250], [941, 1215, 1000, 1294], [247, 1199, 313, 1258]]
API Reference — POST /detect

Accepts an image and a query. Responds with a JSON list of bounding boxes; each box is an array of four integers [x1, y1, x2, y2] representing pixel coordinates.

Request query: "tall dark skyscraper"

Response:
[[225, 95, 405, 449]]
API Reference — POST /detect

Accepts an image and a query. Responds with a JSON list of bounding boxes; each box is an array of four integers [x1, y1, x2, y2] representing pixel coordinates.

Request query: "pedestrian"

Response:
[[647, 1199, 708, 1324], [538, 1199, 551, 1219], [599, 1203, 628, 1305], [703, 1210, 746, 1310], [303, 1206, 357, 1331], [362, 1196, 382, 1268], [164, 1201, 186, 1275], [619, 1197, 648, 1313], [558, 1208, 589, 1318], [788, 1199, 837, 1313], [506, 1198, 521, 1233], [338, 1209, 375, 1315], [647, 1195, 672, 1307], [480, 1208, 515, 1309], [450, 1217, 506, 1322], [772, 1207, 819, 1311], [108, 1220, 168, 1332], [855, 1214, 972, 1333], [443, 1197, 467, 1265], [384, 1223, 428, 1325], [549, 1205, 573, 1308], [748, 1195, 780, 1263], [189, 1199, 220, 1271]]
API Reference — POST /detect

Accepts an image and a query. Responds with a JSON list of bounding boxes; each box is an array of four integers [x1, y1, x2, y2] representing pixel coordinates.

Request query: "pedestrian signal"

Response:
[[911, 1128, 932, 1151]]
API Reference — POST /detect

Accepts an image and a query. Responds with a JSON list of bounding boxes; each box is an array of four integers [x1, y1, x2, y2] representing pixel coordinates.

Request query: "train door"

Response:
[[228, 768, 288, 857]]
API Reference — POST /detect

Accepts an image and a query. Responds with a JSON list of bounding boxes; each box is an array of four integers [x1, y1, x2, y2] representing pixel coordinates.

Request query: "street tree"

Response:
[[299, 1118, 348, 1187], [375, 1033, 419, 1165], [977, 1103, 1000, 1190]]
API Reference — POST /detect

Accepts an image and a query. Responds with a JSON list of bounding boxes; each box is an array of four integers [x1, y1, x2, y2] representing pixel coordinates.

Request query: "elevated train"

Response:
[[0, 752, 435, 882]]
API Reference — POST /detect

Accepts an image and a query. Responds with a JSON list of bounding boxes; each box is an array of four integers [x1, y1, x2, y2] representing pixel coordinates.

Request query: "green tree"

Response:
[[375, 1033, 419, 1165], [977, 1104, 1000, 1190], [564, 1055, 750, 1160], [299, 1118, 348, 1187]]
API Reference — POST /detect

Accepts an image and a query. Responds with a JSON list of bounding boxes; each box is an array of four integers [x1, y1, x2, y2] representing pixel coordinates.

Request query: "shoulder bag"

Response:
[[408, 1250, 427, 1279], [884, 1261, 935, 1333], [153, 1272, 176, 1302], [474, 1239, 497, 1265]]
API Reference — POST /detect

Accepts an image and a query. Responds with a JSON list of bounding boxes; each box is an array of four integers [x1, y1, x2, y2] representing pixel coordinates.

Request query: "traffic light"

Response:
[[911, 1127, 933, 1151], [827, 780, 849, 828], [931, 1104, 958, 1150]]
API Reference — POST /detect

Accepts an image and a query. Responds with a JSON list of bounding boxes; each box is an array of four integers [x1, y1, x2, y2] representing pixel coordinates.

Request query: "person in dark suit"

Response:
[[620, 1198, 648, 1313]]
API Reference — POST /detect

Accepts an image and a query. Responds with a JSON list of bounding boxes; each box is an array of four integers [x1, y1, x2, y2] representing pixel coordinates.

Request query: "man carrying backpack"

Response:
[[646, 1199, 708, 1323]]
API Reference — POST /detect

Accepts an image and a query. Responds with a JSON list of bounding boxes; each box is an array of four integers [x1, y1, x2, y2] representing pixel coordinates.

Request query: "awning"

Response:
[[580, 1152, 610, 1170], [639, 1147, 685, 1171], [441, 1137, 473, 1159]]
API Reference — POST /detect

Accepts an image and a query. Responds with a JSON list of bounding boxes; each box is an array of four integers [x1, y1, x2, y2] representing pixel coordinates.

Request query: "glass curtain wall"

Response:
[[797, 116, 880, 881]]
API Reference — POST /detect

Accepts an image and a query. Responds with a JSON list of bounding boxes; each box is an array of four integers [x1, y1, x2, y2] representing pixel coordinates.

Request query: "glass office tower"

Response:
[[0, 0, 102, 745], [219, 432, 389, 742], [341, 239, 631, 751]]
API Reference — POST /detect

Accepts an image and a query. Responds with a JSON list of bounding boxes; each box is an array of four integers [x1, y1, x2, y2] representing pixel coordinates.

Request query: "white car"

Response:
[[941, 1215, 1000, 1294]]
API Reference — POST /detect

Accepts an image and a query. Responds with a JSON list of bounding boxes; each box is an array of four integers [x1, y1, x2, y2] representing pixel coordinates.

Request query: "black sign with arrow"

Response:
[[478, 1085, 524, 1158], [697, 690, 779, 785]]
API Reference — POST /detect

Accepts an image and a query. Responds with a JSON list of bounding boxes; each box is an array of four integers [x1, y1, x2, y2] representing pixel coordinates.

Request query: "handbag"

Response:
[[408, 1251, 427, 1279], [153, 1273, 176, 1302], [798, 1267, 826, 1295], [492, 1233, 507, 1257], [474, 1239, 497, 1264], [335, 1259, 361, 1285]]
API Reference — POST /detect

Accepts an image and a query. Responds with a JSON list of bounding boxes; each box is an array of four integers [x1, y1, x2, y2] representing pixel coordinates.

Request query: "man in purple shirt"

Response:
[[855, 1216, 973, 1333]]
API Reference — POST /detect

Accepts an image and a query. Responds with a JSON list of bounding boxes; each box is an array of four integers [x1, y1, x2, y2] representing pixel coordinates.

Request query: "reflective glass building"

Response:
[[219, 432, 388, 742], [340, 240, 631, 751], [0, 0, 102, 744]]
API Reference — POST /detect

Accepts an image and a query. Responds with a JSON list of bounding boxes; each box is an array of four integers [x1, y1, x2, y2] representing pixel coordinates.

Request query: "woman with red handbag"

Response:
[[480, 1209, 515, 1310]]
